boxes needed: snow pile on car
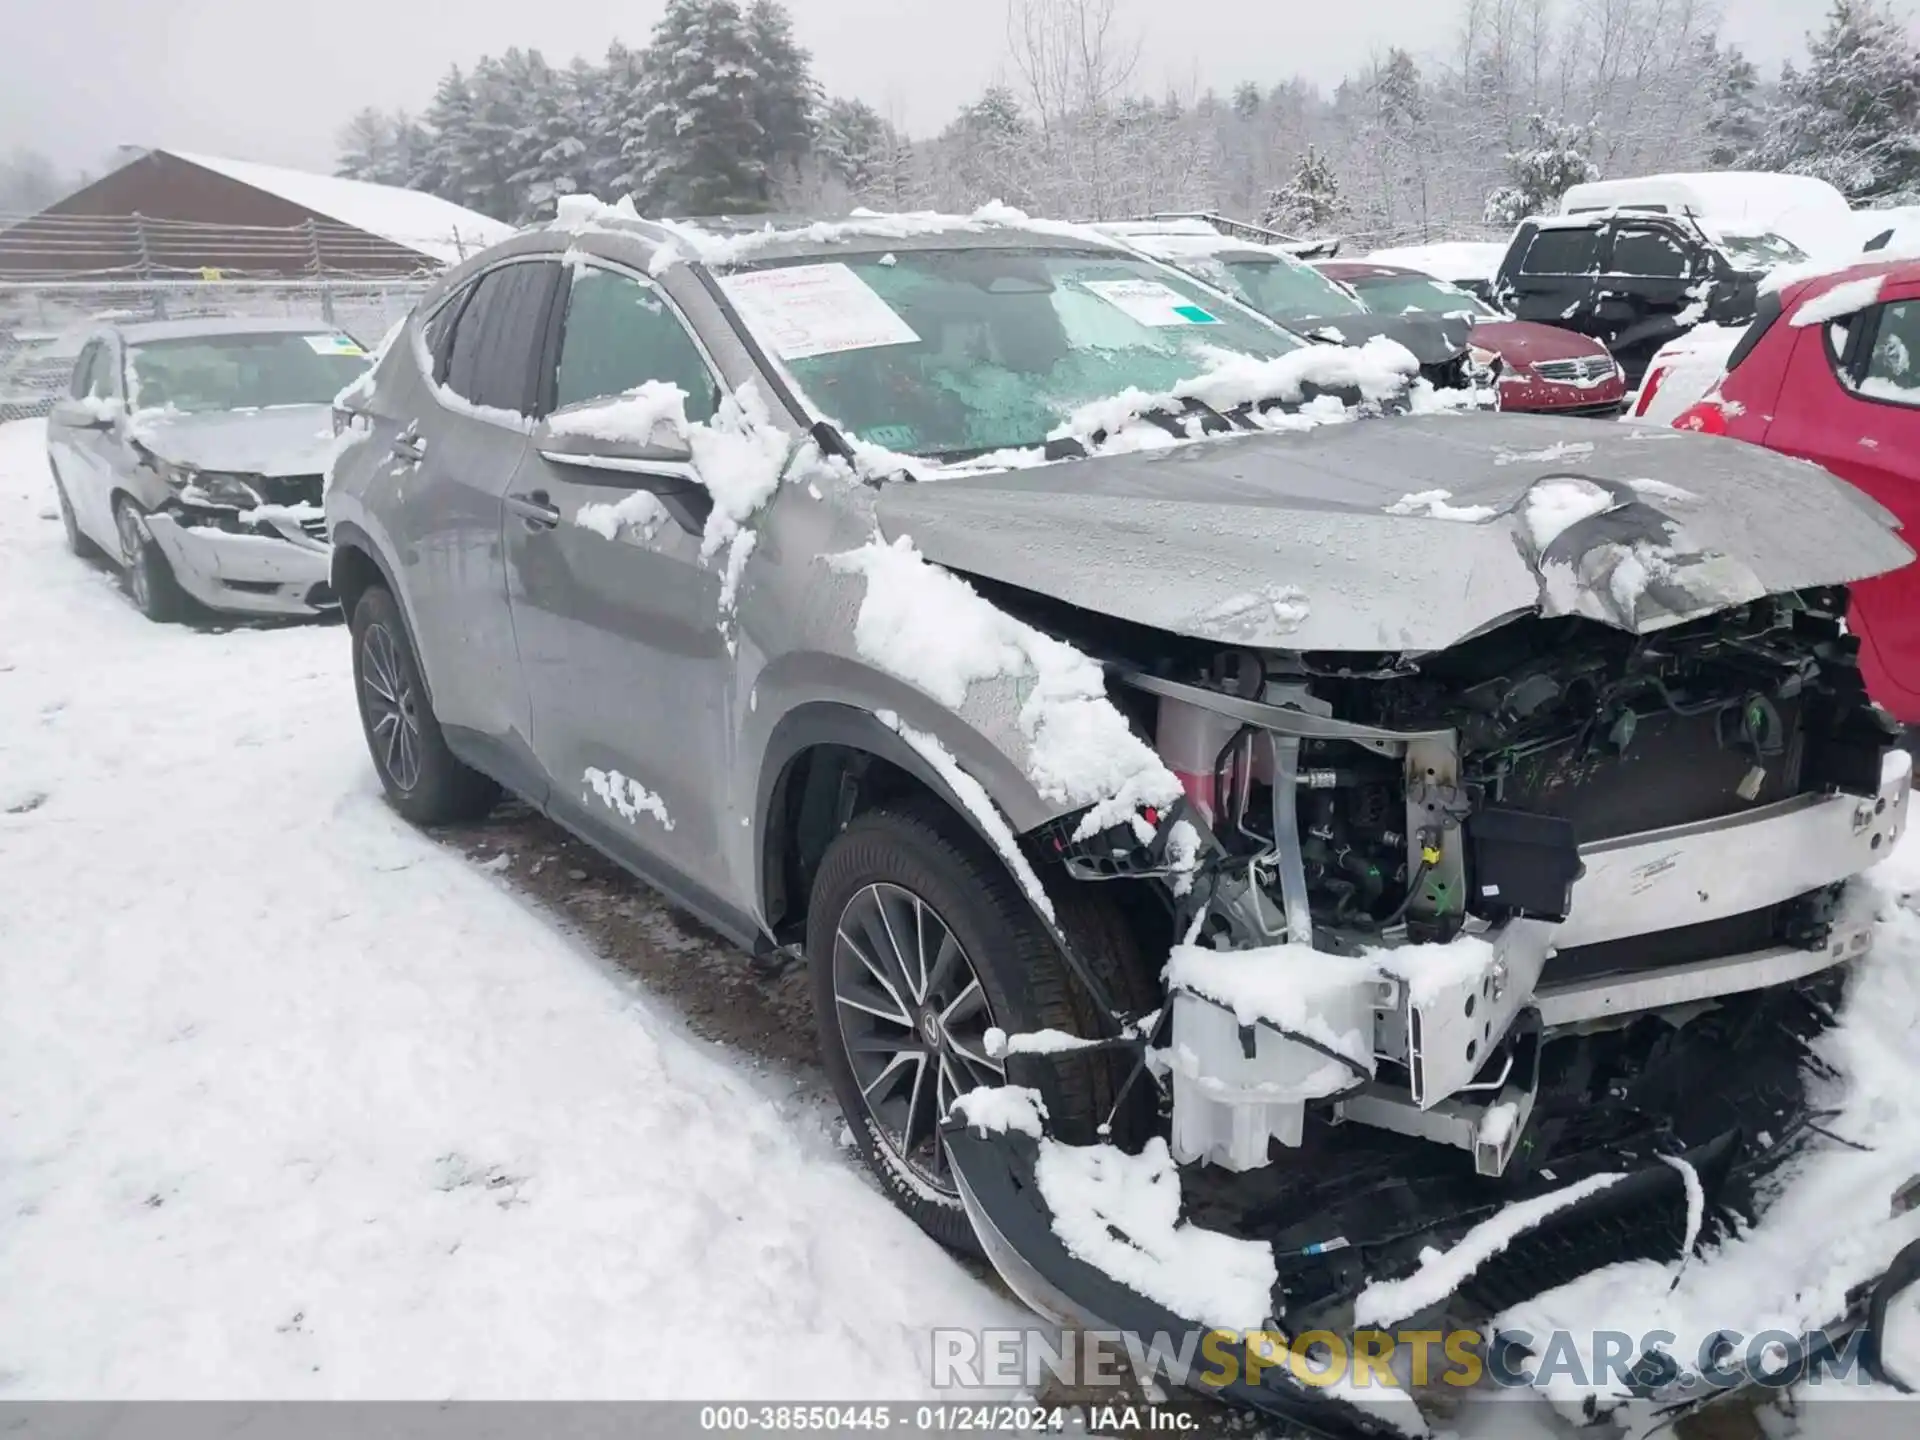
[831,535,1185,850]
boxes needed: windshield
[1347,274,1495,319]
[127,332,370,414]
[724,248,1301,460]
[1716,232,1806,272]
[1185,255,1368,325]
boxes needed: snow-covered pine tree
[1483,114,1599,227]
[1263,146,1342,233]
[629,0,773,216]
[1704,44,1765,168]
[586,41,646,199]
[1754,0,1920,203]
[745,0,819,202]
[416,68,492,213]
[335,110,395,183]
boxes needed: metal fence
[1,276,432,424]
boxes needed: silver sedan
[44,316,371,621]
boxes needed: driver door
[504,262,744,916]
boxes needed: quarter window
[552,269,720,422]
[1519,228,1603,276]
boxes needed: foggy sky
[0,0,1845,179]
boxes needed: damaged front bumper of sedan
[938,577,1916,1436]
[145,499,335,617]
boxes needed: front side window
[1520,228,1603,276]
[1858,301,1920,407]
[1606,227,1692,279]
[552,269,719,422]
[1348,275,1495,318]
[723,248,1302,462]
[127,333,368,414]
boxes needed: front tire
[114,498,185,623]
[807,800,1148,1254]
[349,585,499,825]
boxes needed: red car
[1672,257,1920,721]
[1317,261,1629,416]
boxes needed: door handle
[507,489,561,529]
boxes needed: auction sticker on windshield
[304,335,366,356]
[720,263,921,360]
[1080,278,1220,327]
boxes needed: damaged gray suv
[329,205,1918,1431]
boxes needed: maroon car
[1318,260,1629,417]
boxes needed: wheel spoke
[836,926,912,1024]
[837,991,914,1027]
[383,714,405,777]
[945,1029,1004,1084]
[845,1031,921,1056]
[861,1049,920,1103]
[923,928,965,1008]
[902,1049,936,1156]
[940,976,987,1027]
[874,888,924,1005]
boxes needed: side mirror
[54,398,121,431]
[533,412,694,473]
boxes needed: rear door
[396,257,561,790]
[1594,220,1707,377]
[503,261,742,909]
[1499,223,1603,340]
[1763,283,1920,717]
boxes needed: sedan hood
[876,414,1912,654]
[129,405,335,476]
[1295,311,1469,368]
[1469,319,1611,366]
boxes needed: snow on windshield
[721,247,1303,462]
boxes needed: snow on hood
[875,412,1913,653]
[126,404,336,476]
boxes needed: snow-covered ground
[0,417,1020,1398]
[6,406,1920,1432]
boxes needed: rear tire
[114,498,185,623]
[349,585,499,825]
[807,799,1153,1254]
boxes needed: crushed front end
[944,587,1913,1433]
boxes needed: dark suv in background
[1494,213,1805,384]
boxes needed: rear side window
[1607,226,1692,278]
[443,261,561,415]
[1520,228,1602,275]
[1857,301,1920,407]
[552,269,720,422]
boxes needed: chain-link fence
[0,276,432,424]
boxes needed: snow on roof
[1363,242,1510,282]
[1559,172,1858,260]
[163,151,513,264]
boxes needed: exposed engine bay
[1034,586,1906,1195]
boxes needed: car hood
[128,405,336,476]
[1293,311,1469,368]
[1468,319,1611,366]
[875,413,1912,654]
